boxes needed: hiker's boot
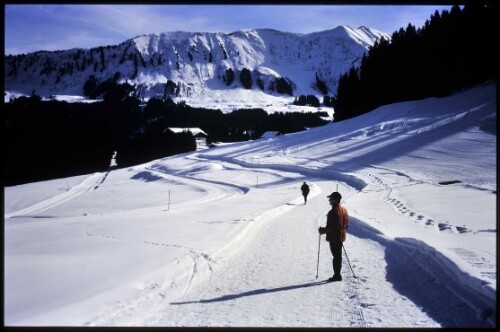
[327,274,342,282]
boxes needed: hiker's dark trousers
[329,241,343,276]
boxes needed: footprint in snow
[455,226,471,233]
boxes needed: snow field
[4,83,496,327]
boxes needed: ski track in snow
[5,172,109,219]
[75,153,494,327]
[80,168,446,327]
[353,167,471,234]
[5,164,245,230]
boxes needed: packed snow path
[5,155,494,327]
[80,175,488,327]
[151,181,443,328]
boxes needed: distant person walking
[301,181,310,204]
[318,191,349,282]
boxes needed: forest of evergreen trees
[334,1,495,121]
[5,86,329,185]
[5,95,114,185]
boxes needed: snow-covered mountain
[4,26,389,103]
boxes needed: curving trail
[84,175,480,327]
[82,156,490,327]
[5,162,246,229]
[4,152,494,327]
[5,172,109,219]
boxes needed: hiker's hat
[327,192,342,201]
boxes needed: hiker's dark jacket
[301,184,310,195]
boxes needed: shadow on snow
[170,216,494,328]
[348,217,495,328]
[170,280,328,305]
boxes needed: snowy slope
[4,26,389,105]
[4,82,496,327]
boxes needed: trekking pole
[315,233,321,279]
[342,244,357,278]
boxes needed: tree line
[139,97,329,143]
[334,1,495,121]
[5,86,329,186]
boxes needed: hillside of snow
[4,26,389,106]
[4,82,496,327]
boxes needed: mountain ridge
[4,25,390,103]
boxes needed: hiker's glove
[318,227,326,234]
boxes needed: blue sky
[5,4,452,55]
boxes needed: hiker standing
[318,191,349,281]
[300,181,310,204]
